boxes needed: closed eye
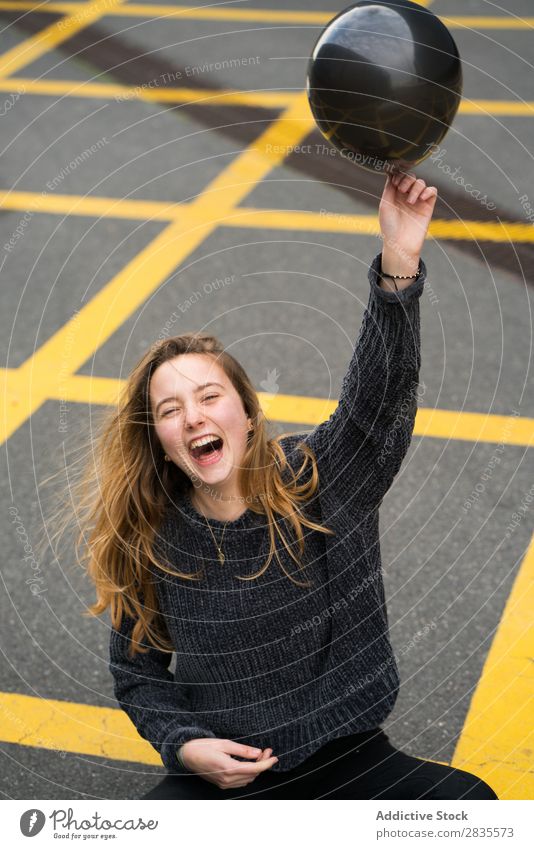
[161,395,217,416]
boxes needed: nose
[184,401,206,430]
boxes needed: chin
[189,465,231,486]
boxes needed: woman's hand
[180,737,278,790]
[378,171,438,276]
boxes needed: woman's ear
[247,417,256,438]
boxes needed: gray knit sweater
[109,250,426,774]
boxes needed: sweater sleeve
[109,604,217,773]
[300,250,425,517]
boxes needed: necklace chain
[191,493,230,564]
[204,516,229,565]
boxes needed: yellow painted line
[0,688,444,767]
[171,99,313,208]
[452,532,534,800]
[442,16,534,30]
[0,188,181,221]
[0,691,161,765]
[459,100,534,117]
[0,1,437,25]
[49,376,339,422]
[223,209,534,244]
[1,94,314,444]
[414,406,534,447]
[0,77,297,109]
[0,196,211,439]
[0,0,331,22]
[0,0,129,80]
[2,76,534,118]
[19,372,532,449]
[0,214,210,439]
[4,3,532,29]
[2,191,534,245]
[47,373,126,406]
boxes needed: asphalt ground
[0,0,533,801]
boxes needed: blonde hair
[44,333,334,657]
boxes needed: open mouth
[189,436,224,465]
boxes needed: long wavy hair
[44,332,335,658]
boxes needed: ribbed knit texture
[109,250,426,774]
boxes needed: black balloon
[307,0,462,173]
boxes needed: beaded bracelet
[380,262,421,291]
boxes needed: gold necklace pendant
[193,492,229,566]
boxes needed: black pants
[142,728,498,800]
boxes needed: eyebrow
[155,382,225,414]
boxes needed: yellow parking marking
[0,689,446,767]
[1,77,533,117]
[3,2,532,29]
[223,209,534,244]
[0,369,530,449]
[1,94,314,445]
[443,16,534,30]
[0,1,436,27]
[0,78,297,109]
[45,378,534,448]
[0,207,217,443]
[2,190,534,244]
[414,407,533,447]
[460,100,534,117]
[46,373,125,406]
[0,691,161,765]
[0,0,332,23]
[452,532,534,800]
[0,0,129,79]
[0,188,181,222]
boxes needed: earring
[164,454,170,461]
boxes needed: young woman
[74,172,498,800]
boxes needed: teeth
[189,434,221,451]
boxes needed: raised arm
[109,605,216,773]
[300,253,424,513]
[300,172,437,518]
